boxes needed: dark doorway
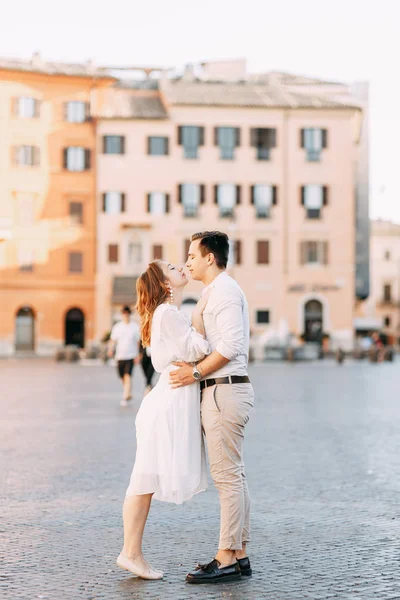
[304,299,323,342]
[15,307,35,351]
[65,308,85,347]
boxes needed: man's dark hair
[191,231,229,268]
[122,305,132,314]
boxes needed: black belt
[200,375,250,391]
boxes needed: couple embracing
[116,231,255,584]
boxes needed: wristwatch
[192,365,202,380]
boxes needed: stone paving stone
[2,358,400,599]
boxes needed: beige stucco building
[94,61,364,351]
[355,220,400,343]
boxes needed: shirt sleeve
[212,289,245,360]
[161,307,211,362]
[110,324,118,342]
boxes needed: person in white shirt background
[108,306,141,407]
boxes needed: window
[65,101,89,123]
[69,252,83,273]
[103,135,125,155]
[301,185,328,219]
[385,250,391,261]
[178,184,204,217]
[15,97,40,118]
[147,192,169,215]
[215,184,240,218]
[384,316,391,327]
[148,136,169,156]
[153,245,163,260]
[228,240,242,266]
[184,239,191,261]
[63,147,90,171]
[251,185,277,218]
[215,127,240,160]
[127,243,142,265]
[178,126,204,159]
[256,310,270,324]
[102,192,125,213]
[383,284,392,303]
[18,249,34,272]
[257,241,270,265]
[301,128,328,161]
[69,202,83,225]
[108,244,119,263]
[300,241,329,265]
[250,128,276,160]
[14,146,40,167]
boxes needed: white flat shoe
[116,553,164,580]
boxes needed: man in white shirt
[108,306,141,407]
[170,231,255,584]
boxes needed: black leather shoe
[186,559,241,584]
[238,557,252,577]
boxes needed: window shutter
[34,100,40,118]
[85,102,91,121]
[236,185,241,205]
[250,185,255,205]
[257,241,269,264]
[108,244,119,263]
[63,148,68,169]
[63,102,69,121]
[268,128,277,148]
[102,193,107,212]
[300,242,305,265]
[322,241,329,265]
[184,239,191,260]
[235,240,242,265]
[120,137,125,154]
[300,129,305,148]
[12,97,19,116]
[153,245,163,260]
[165,194,170,213]
[69,252,83,273]
[214,185,219,204]
[178,184,182,204]
[323,186,328,206]
[146,194,151,213]
[235,128,241,147]
[322,129,328,148]
[102,136,107,154]
[70,202,83,224]
[165,137,169,155]
[199,127,205,146]
[33,147,40,166]
[147,137,151,155]
[250,128,257,147]
[84,149,91,170]
[272,186,278,206]
[178,126,182,145]
[200,185,205,204]
[121,193,126,212]
[301,186,305,205]
[214,127,219,146]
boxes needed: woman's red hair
[135,261,169,347]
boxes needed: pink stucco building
[93,60,365,351]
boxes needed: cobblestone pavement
[2,358,400,600]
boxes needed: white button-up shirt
[201,271,250,378]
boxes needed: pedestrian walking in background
[108,306,141,407]
[139,340,155,396]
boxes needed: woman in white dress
[116,260,211,580]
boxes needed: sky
[1,0,399,222]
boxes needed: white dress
[126,303,210,505]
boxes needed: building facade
[0,56,112,355]
[355,220,400,343]
[94,63,363,350]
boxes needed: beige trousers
[201,382,254,550]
